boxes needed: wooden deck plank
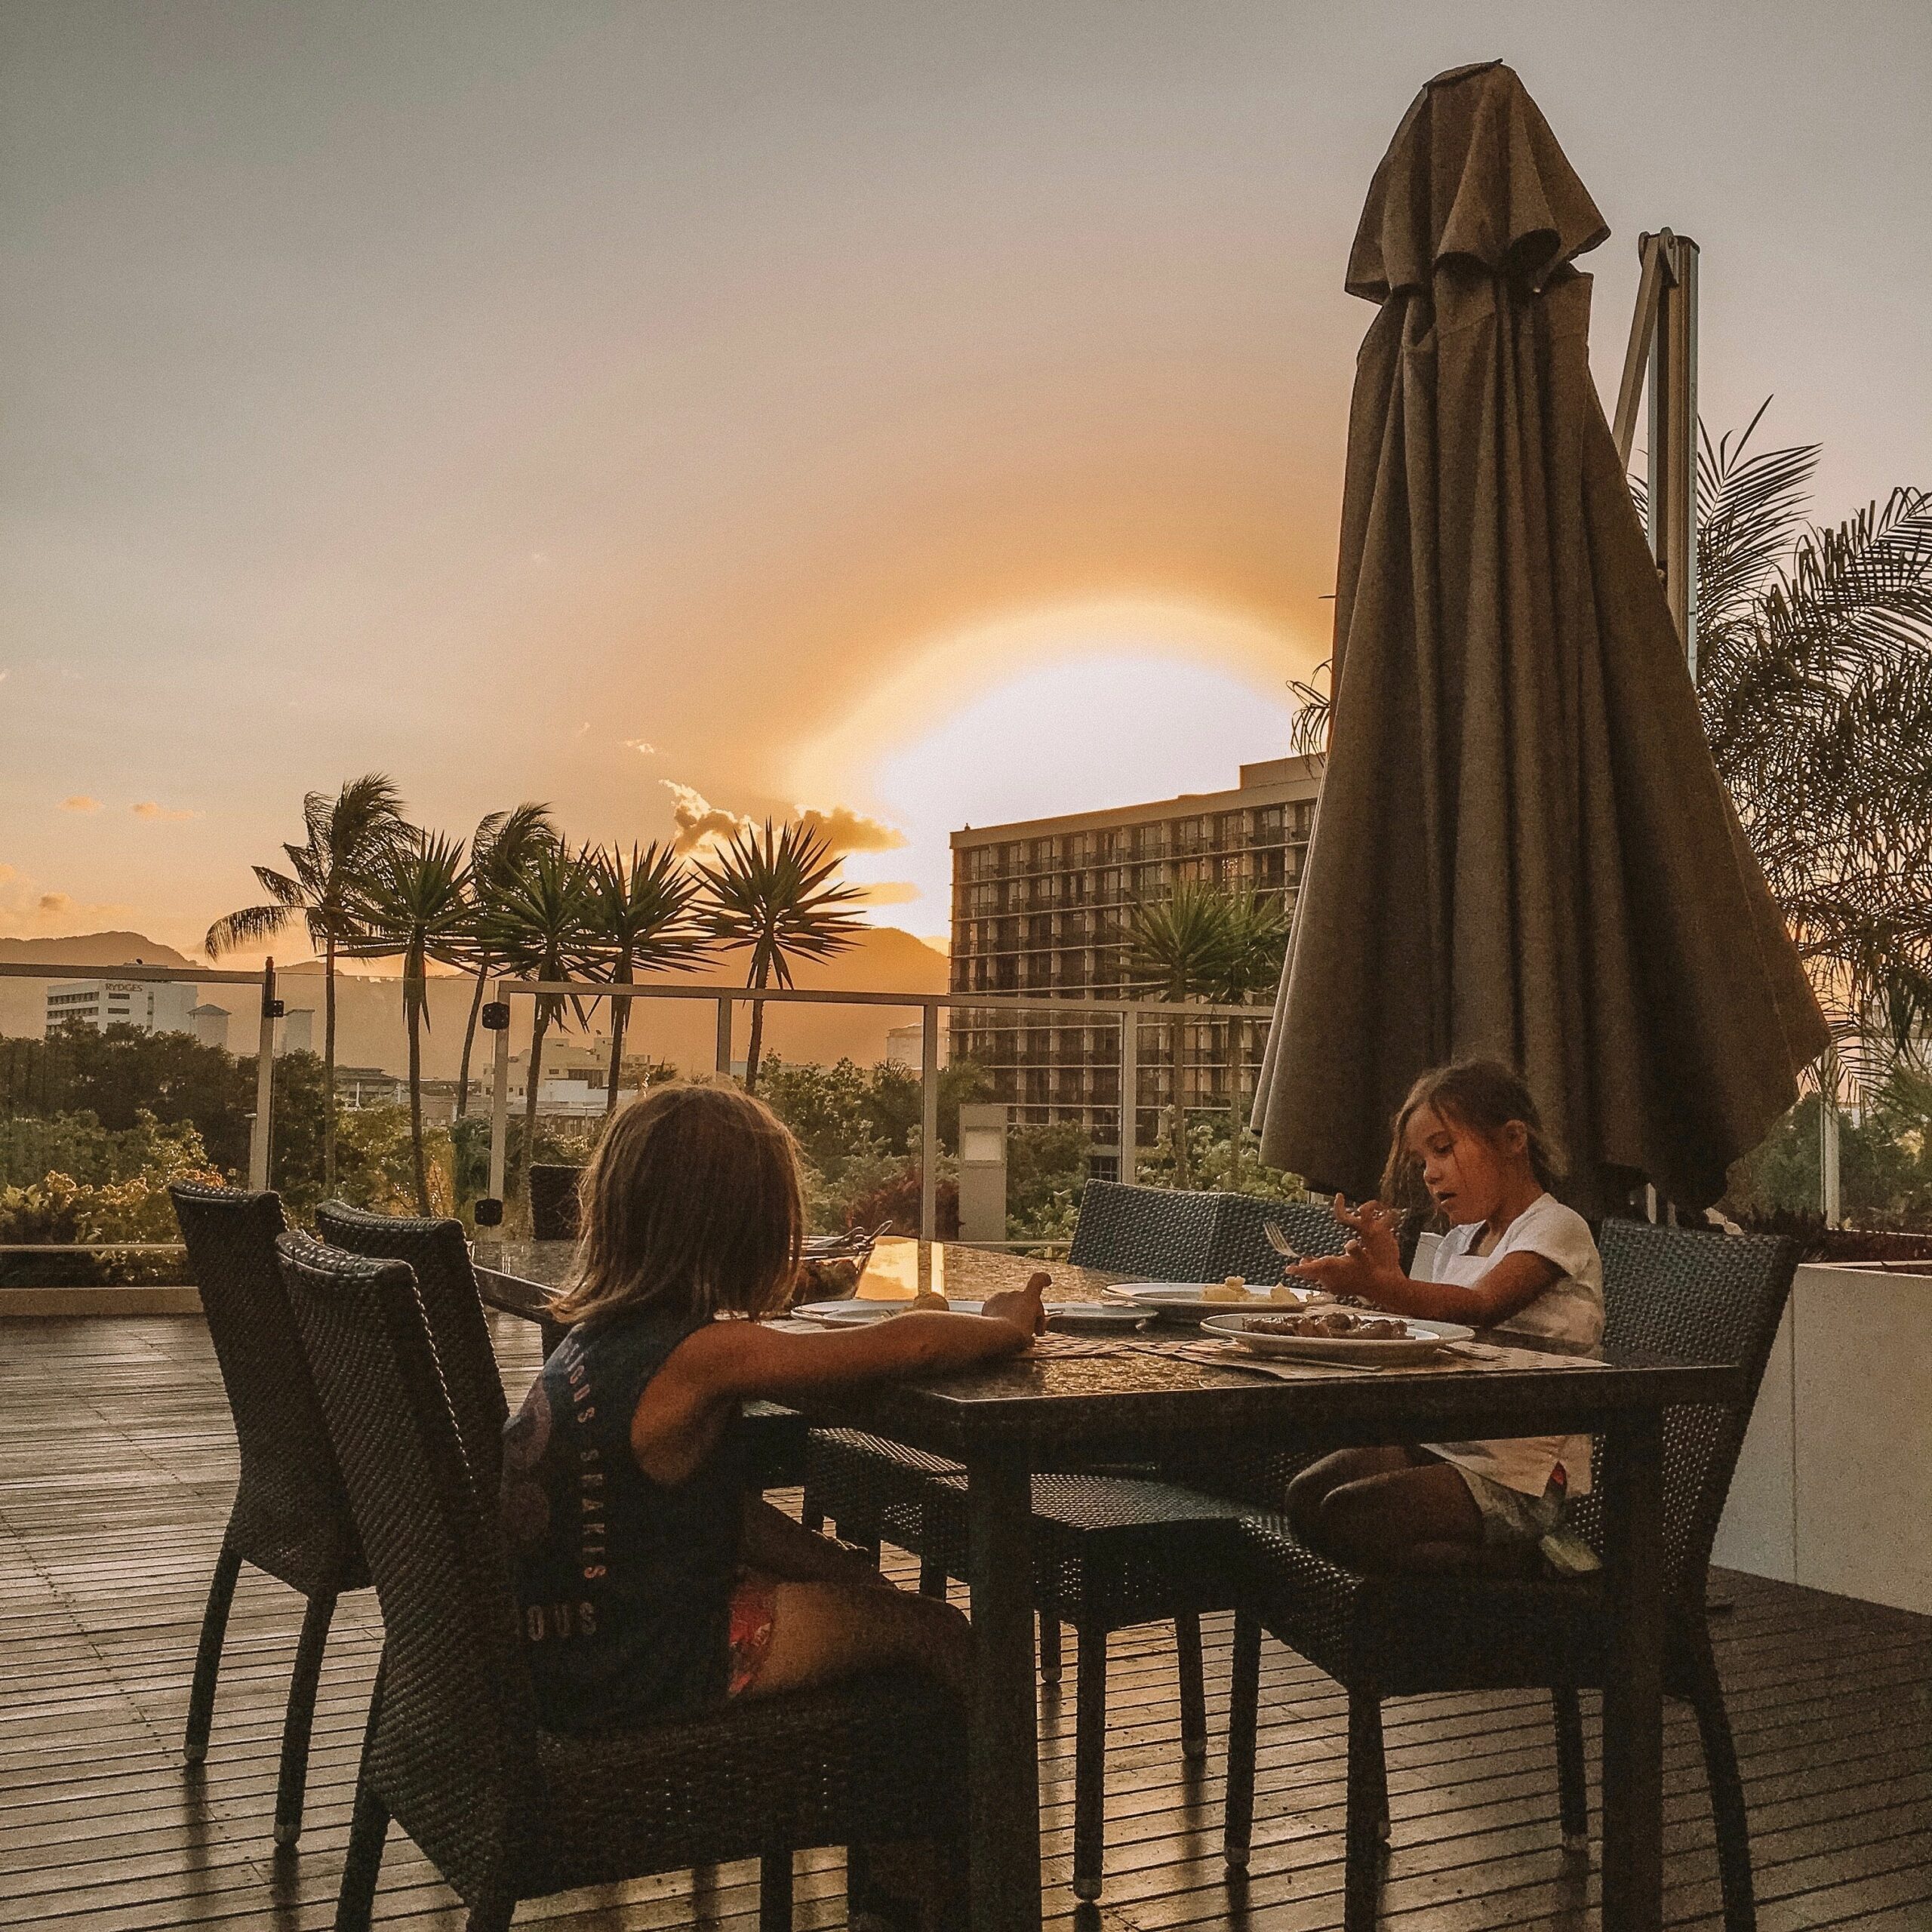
[0,1315,1926,1930]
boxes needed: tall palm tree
[695,819,864,1092]
[205,775,409,1192]
[453,803,558,1118]
[477,842,601,1204]
[584,843,711,1114]
[1210,891,1292,1183]
[1127,884,1236,1188]
[341,832,473,1213]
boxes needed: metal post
[1118,1006,1139,1184]
[485,998,511,1217]
[248,959,278,1190]
[1821,1087,1842,1231]
[715,996,734,1078]
[920,1002,941,1242]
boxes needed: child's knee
[1312,1481,1389,1568]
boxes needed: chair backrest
[1068,1179,1220,1278]
[527,1163,583,1242]
[275,1232,540,1890]
[314,1201,510,1494]
[1208,1193,1354,1285]
[169,1181,359,1586]
[1574,1219,1798,1602]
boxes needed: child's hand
[980,1272,1049,1337]
[1331,1194,1403,1273]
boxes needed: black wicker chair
[168,1181,369,1847]
[526,1162,582,1241]
[313,1202,509,1492]
[274,1232,968,1932]
[1218,1220,1799,1932]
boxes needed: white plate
[792,1298,983,1325]
[1200,1312,1473,1364]
[1103,1281,1327,1321]
[1046,1302,1152,1333]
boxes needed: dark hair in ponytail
[1380,1058,1565,1208]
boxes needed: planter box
[1715,1262,1932,1616]
[0,1284,203,1316]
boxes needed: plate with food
[1045,1302,1152,1334]
[1199,1309,1473,1364]
[1101,1278,1329,1322]
[792,1295,983,1326]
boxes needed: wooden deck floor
[2,1315,1928,1932]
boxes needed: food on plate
[1269,1281,1307,1303]
[1205,1275,1249,1301]
[908,1287,950,1311]
[1246,1309,1411,1340]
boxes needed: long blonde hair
[1380,1058,1565,1208]
[547,1083,803,1327]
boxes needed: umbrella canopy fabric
[1254,60,1827,1217]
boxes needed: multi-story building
[949,754,1322,1164]
[45,979,201,1038]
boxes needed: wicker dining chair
[526,1162,583,1241]
[168,1181,368,1847]
[274,1232,968,1932]
[313,1201,509,1492]
[1218,1220,1799,1932]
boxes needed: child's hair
[547,1083,803,1327]
[1380,1058,1565,1207]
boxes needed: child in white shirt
[1285,1058,1604,1575]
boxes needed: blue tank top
[500,1303,747,1732]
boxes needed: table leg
[966,1444,1041,1932]
[1600,1410,1664,1931]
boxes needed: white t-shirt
[1421,1192,1604,1497]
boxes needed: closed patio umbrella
[1253,60,1827,1217]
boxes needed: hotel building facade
[948,755,1322,1166]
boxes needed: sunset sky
[4,2,1928,957]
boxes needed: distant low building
[884,1020,948,1072]
[189,1003,231,1051]
[500,1039,639,1118]
[278,1008,315,1056]
[45,978,201,1038]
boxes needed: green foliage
[1136,1115,1309,1201]
[1726,1084,1932,1231]
[1004,1122,1091,1238]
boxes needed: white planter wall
[1714,1263,1932,1616]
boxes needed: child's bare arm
[633,1278,1047,1484]
[1290,1249,1561,1327]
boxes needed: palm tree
[694,819,864,1092]
[584,843,711,1114]
[1210,891,1292,1183]
[1127,884,1236,1188]
[476,842,601,1204]
[341,832,473,1213]
[205,775,410,1192]
[452,804,558,1119]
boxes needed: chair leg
[183,1541,242,1765]
[1552,1686,1589,1852]
[274,1589,337,1847]
[334,1776,390,1932]
[918,1556,948,1598]
[1175,1613,1208,1762]
[1072,1623,1108,1902]
[1039,1614,1063,1685]
[759,1849,793,1932]
[463,1900,514,1932]
[1222,1611,1261,1872]
[800,1491,824,1532]
[1344,1686,1386,1932]
[1687,1635,1757,1932]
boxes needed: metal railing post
[1119,1005,1139,1184]
[920,1001,940,1241]
[248,959,278,1190]
[485,995,511,1218]
[715,996,734,1078]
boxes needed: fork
[1263,1223,1304,1264]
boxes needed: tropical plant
[1126,883,1238,1188]
[584,842,710,1114]
[340,830,474,1213]
[204,775,410,1191]
[1208,891,1292,1181]
[453,803,558,1118]
[475,841,601,1204]
[694,819,865,1092]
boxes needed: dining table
[473,1235,1737,1932]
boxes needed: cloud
[851,879,922,906]
[0,863,128,937]
[62,795,102,814]
[131,801,203,821]
[797,805,906,855]
[624,738,657,756]
[661,780,751,856]
[37,893,72,914]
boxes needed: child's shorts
[725,1569,779,1697]
[1448,1465,1567,1547]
